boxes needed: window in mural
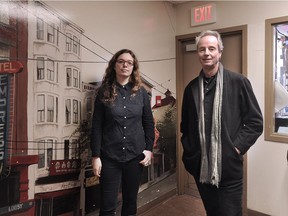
[64,140,69,160]
[73,69,79,88]
[47,59,55,81]
[47,95,54,122]
[66,68,72,86]
[38,139,55,169]
[37,94,45,122]
[38,140,45,168]
[36,18,44,40]
[47,23,55,43]
[66,33,72,51]
[66,99,71,124]
[73,99,79,124]
[46,139,53,167]
[56,97,59,123]
[66,67,80,88]
[73,35,79,54]
[37,57,45,80]
[265,16,288,143]
[0,44,9,60]
[0,3,9,24]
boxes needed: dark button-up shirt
[203,75,217,153]
[90,83,155,162]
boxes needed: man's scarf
[198,63,223,187]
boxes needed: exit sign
[191,3,216,27]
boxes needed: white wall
[43,1,288,215]
[176,1,288,215]
[45,0,177,106]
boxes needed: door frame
[175,25,248,214]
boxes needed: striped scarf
[198,63,223,187]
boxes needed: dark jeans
[195,178,243,216]
[99,154,144,216]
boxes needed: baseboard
[247,209,271,216]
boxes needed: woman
[90,49,155,216]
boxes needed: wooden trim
[176,38,185,195]
[247,209,271,216]
[264,16,288,143]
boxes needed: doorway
[176,25,248,215]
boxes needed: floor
[86,172,180,216]
[136,172,205,216]
[138,194,271,216]
[86,172,268,216]
[86,193,206,216]
[138,194,206,216]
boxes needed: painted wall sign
[191,3,216,27]
[0,74,9,178]
[155,95,162,106]
[0,61,23,74]
[49,159,81,176]
[0,201,34,215]
[35,180,80,193]
[0,61,23,179]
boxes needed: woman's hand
[92,157,102,177]
[140,150,153,167]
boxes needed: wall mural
[0,1,176,215]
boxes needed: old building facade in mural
[152,89,176,178]
[0,1,95,215]
[29,1,84,214]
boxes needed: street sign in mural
[0,61,23,178]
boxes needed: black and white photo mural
[0,1,176,215]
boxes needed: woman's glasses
[116,59,134,67]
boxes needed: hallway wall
[175,1,288,216]
[45,1,177,106]
[42,1,288,215]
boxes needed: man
[180,30,263,216]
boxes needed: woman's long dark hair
[97,49,142,104]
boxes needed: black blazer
[180,69,263,184]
